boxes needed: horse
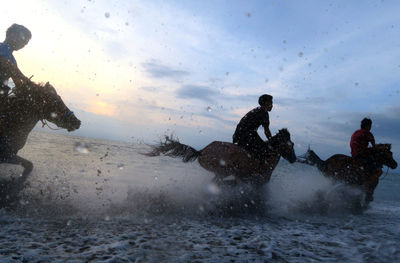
[146,128,296,185]
[303,144,397,203]
[0,81,81,198]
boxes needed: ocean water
[0,131,399,262]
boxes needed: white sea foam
[0,131,399,262]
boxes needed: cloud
[140,86,162,92]
[175,85,219,103]
[371,106,400,141]
[142,61,189,79]
[104,41,129,60]
[276,96,330,108]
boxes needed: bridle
[36,88,74,130]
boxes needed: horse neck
[6,96,41,132]
[264,146,281,170]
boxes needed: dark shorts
[233,131,267,161]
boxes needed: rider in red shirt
[350,118,375,157]
[350,118,377,202]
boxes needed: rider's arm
[263,125,272,140]
[370,133,376,147]
[0,56,30,88]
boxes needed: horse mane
[14,81,57,97]
[269,128,290,147]
[278,128,290,140]
[375,144,391,151]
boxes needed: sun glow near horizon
[0,0,399,164]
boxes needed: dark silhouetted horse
[147,129,296,185]
[0,82,81,199]
[303,144,397,203]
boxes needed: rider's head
[5,24,31,51]
[259,94,273,111]
[361,118,372,130]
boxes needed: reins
[40,119,61,130]
[381,166,390,180]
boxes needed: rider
[350,118,377,173]
[0,24,32,98]
[233,94,273,162]
[350,118,375,158]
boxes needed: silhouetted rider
[0,24,32,98]
[233,94,273,162]
[350,117,377,172]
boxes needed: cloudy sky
[1,0,399,166]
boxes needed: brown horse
[303,144,397,203]
[0,81,81,196]
[147,129,296,185]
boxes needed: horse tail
[145,136,201,162]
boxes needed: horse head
[373,144,397,169]
[270,128,296,163]
[32,82,81,132]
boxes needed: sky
[1,0,400,168]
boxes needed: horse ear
[279,128,290,140]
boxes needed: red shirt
[350,129,375,157]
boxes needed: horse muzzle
[389,160,398,169]
[67,118,81,132]
[286,150,297,163]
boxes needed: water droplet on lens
[206,183,221,195]
[74,142,89,154]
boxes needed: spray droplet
[104,12,110,18]
[67,220,72,226]
[74,142,89,154]
[51,112,57,118]
[117,163,125,170]
[206,183,221,195]
[206,106,212,112]
[105,215,111,221]
[219,160,226,166]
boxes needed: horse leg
[363,170,382,203]
[6,155,33,191]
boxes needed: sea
[0,131,399,263]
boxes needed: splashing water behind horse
[147,129,296,185]
[0,81,81,202]
[302,144,397,204]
